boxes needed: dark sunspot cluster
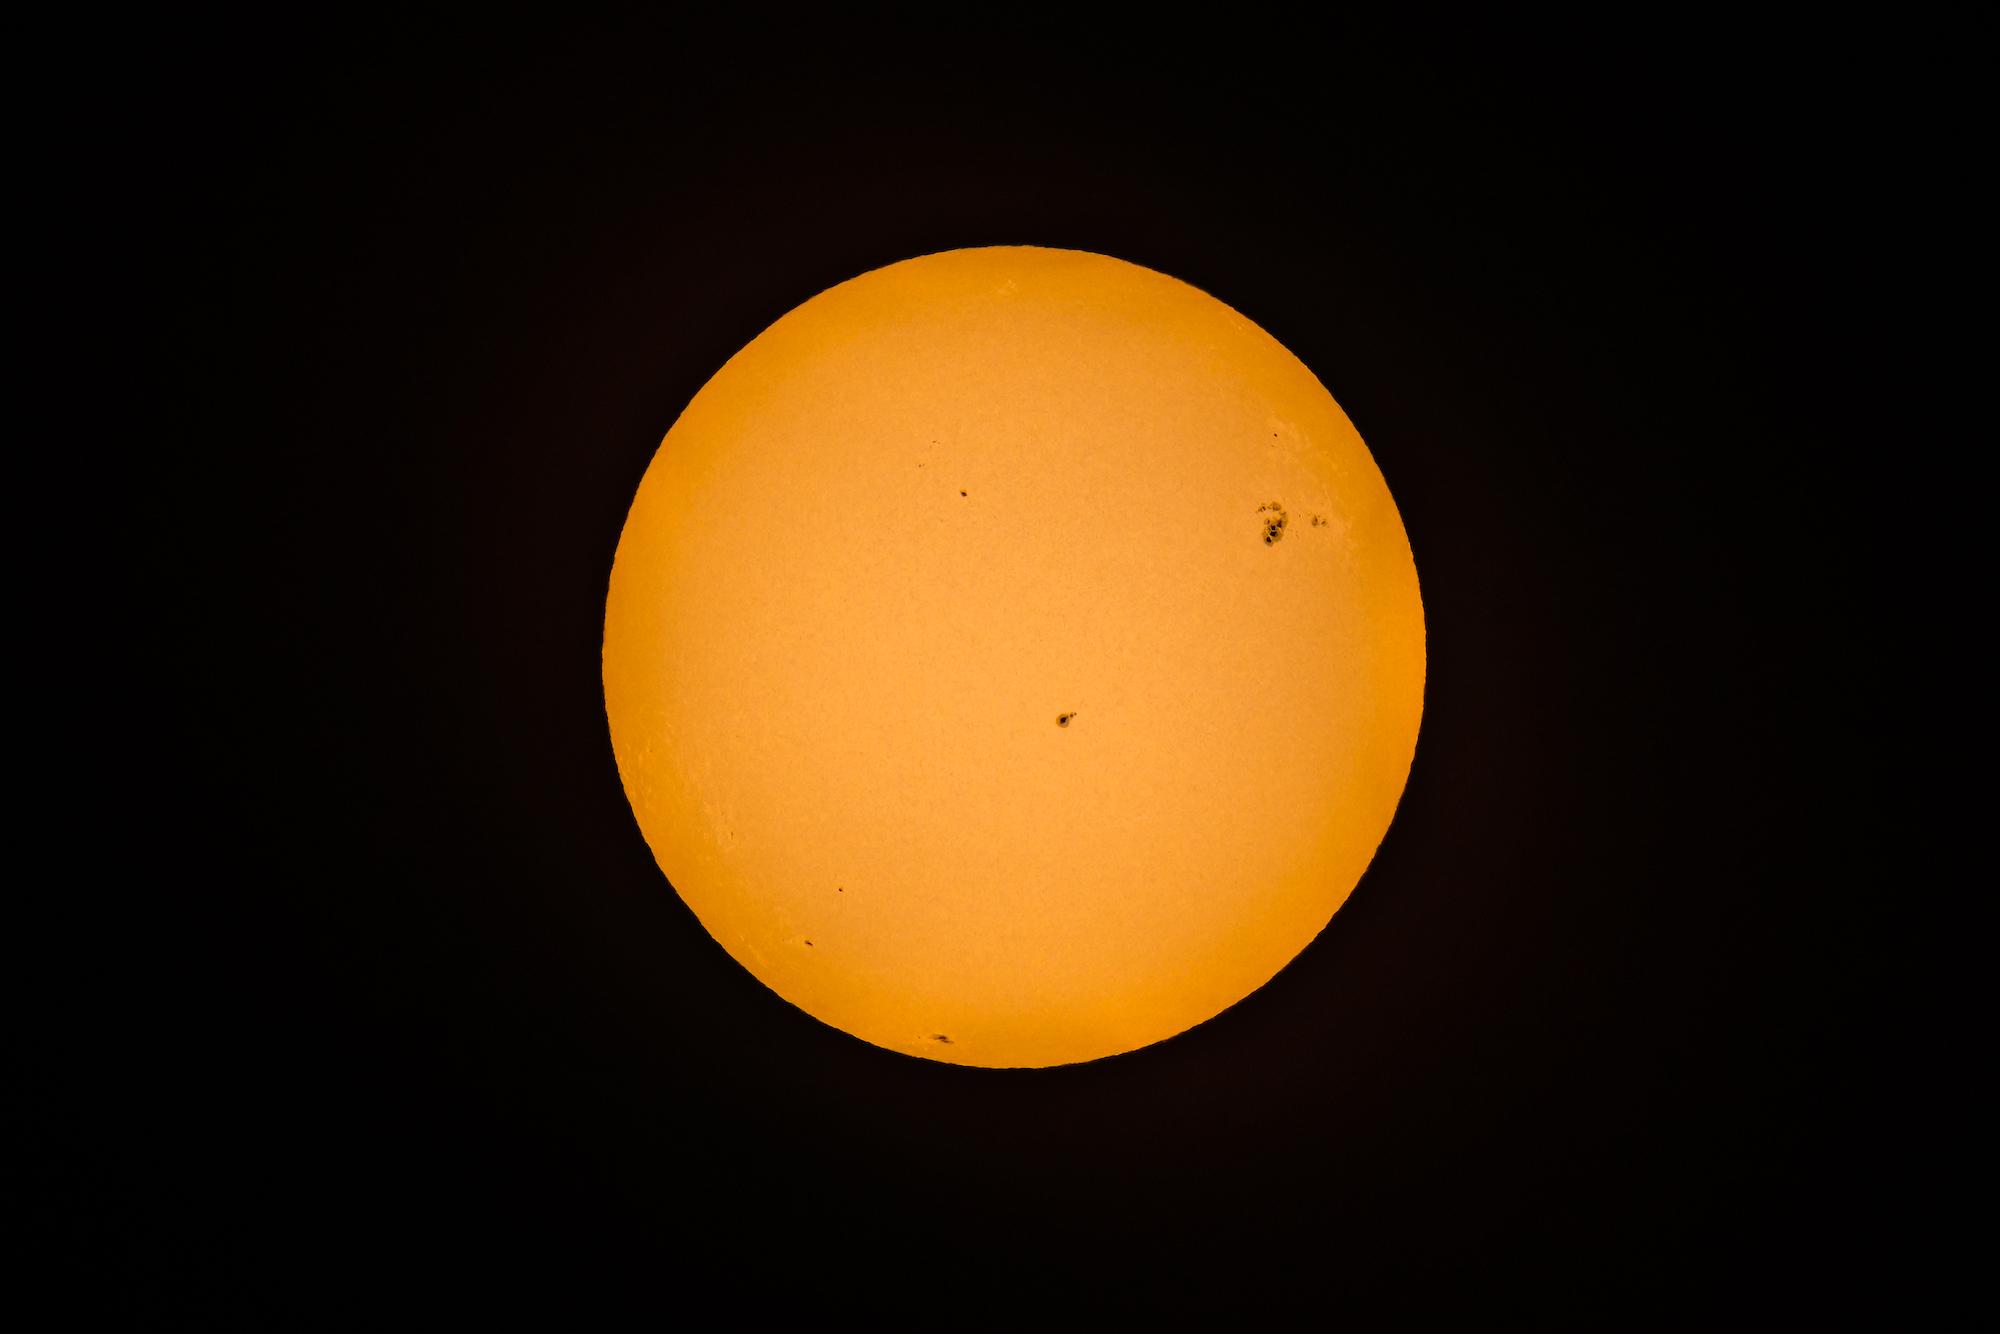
[1258,501,1288,545]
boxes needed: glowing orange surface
[603,247,1424,1067]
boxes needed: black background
[48,13,1899,1323]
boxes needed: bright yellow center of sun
[603,246,1424,1068]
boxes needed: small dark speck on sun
[960,490,968,496]
[1057,712,1077,727]
[931,1034,953,1044]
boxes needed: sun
[603,246,1424,1068]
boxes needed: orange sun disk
[603,246,1424,1068]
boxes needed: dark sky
[44,14,1901,1323]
